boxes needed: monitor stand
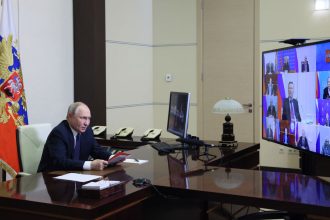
[300,151,330,177]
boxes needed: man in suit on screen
[267,99,277,118]
[282,82,301,122]
[323,77,330,99]
[266,78,276,96]
[297,129,309,150]
[301,56,309,72]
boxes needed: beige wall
[106,0,197,138]
[260,0,330,168]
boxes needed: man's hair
[67,102,86,117]
[288,81,294,86]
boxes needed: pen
[134,158,139,162]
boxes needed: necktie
[74,134,80,160]
[290,100,295,121]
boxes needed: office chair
[0,159,18,181]
[16,123,52,174]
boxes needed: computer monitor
[167,91,191,139]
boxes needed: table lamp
[213,97,244,147]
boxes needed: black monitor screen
[262,39,330,158]
[167,91,191,139]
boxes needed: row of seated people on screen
[266,126,330,156]
[266,80,330,122]
[265,56,310,74]
[265,76,330,99]
[264,81,301,121]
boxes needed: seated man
[297,129,309,150]
[38,102,117,172]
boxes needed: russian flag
[0,0,28,172]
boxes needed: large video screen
[262,39,330,157]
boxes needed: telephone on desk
[141,128,162,141]
[112,127,134,139]
[92,126,106,136]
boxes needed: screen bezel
[166,91,191,139]
[262,39,330,158]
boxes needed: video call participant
[282,82,301,122]
[297,129,309,150]
[266,123,273,140]
[38,102,118,172]
[267,99,277,118]
[323,77,330,99]
[266,78,275,96]
[325,112,330,127]
[283,128,288,144]
[301,56,309,72]
[266,62,275,74]
[321,139,330,156]
[282,56,290,72]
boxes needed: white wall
[105,0,197,137]
[260,0,330,168]
[105,0,153,136]
[1,0,74,127]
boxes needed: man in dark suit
[266,78,275,96]
[301,56,309,72]
[267,99,277,118]
[282,82,301,122]
[323,77,330,99]
[282,56,290,72]
[38,102,116,172]
[297,129,309,150]
[266,62,275,74]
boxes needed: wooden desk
[1,144,329,219]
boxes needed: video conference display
[262,40,330,157]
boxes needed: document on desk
[82,180,121,190]
[124,158,148,165]
[54,173,102,182]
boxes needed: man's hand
[91,159,108,170]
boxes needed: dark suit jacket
[282,98,301,122]
[267,105,277,118]
[297,136,309,150]
[38,120,111,172]
[283,62,290,72]
[301,61,309,72]
[323,87,330,99]
[266,84,275,96]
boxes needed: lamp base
[218,140,238,149]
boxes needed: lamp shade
[315,0,329,10]
[213,98,244,114]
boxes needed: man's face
[327,78,330,88]
[68,105,91,133]
[288,83,294,98]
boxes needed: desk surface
[0,143,329,219]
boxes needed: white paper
[82,180,121,190]
[124,158,148,165]
[54,173,102,182]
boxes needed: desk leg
[200,200,208,220]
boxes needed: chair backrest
[16,123,52,174]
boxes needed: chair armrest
[16,172,31,177]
